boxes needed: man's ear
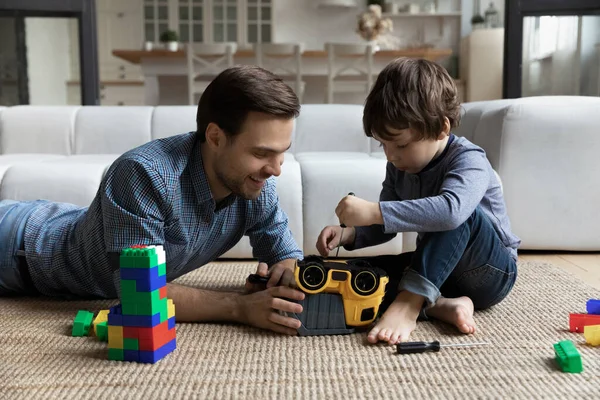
[205,122,223,148]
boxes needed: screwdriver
[396,341,490,354]
[335,192,354,258]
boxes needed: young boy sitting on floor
[316,57,521,345]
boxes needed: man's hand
[237,286,305,335]
[245,259,297,294]
[335,195,383,227]
[316,225,356,257]
[266,259,296,288]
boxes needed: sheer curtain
[522,16,581,96]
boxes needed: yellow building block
[584,324,600,346]
[168,298,175,319]
[93,310,109,336]
[108,325,124,349]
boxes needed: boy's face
[374,127,449,174]
[212,112,293,200]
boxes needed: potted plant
[160,30,179,51]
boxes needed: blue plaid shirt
[23,132,302,298]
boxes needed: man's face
[213,112,293,200]
[374,128,445,174]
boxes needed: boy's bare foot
[425,296,476,334]
[367,291,424,345]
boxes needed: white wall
[273,0,464,74]
[25,18,72,105]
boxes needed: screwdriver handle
[339,192,355,228]
[396,341,441,354]
[247,274,269,284]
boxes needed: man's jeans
[0,199,41,296]
[361,207,517,311]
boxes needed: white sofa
[0,96,599,257]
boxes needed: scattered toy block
[553,340,583,373]
[569,313,600,332]
[586,299,600,315]
[72,310,94,337]
[584,325,600,346]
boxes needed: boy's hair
[196,65,300,142]
[363,57,461,141]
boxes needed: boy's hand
[335,195,383,227]
[316,225,356,256]
[237,286,305,335]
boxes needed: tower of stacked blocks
[107,245,176,363]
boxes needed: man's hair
[363,57,461,141]
[196,65,300,142]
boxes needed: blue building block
[107,305,123,326]
[123,350,140,362]
[120,266,167,292]
[121,312,162,328]
[168,316,175,330]
[586,299,600,315]
[138,338,176,364]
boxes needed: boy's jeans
[0,199,41,296]
[361,206,517,311]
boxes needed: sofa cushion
[0,106,79,154]
[473,96,600,250]
[0,160,108,207]
[152,106,197,140]
[292,104,370,153]
[300,156,404,257]
[294,152,371,162]
[0,154,67,182]
[74,107,153,154]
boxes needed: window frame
[143,0,273,46]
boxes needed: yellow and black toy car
[292,255,389,335]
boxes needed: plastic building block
[553,340,583,373]
[72,310,94,337]
[93,310,109,339]
[96,321,109,342]
[584,324,600,346]
[138,338,176,364]
[586,299,600,315]
[569,313,600,332]
[107,245,176,363]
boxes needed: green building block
[72,310,94,337]
[158,262,166,277]
[108,348,124,361]
[554,340,583,373]
[119,248,160,269]
[96,321,108,342]
[123,338,139,351]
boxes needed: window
[213,0,238,42]
[247,0,271,44]
[144,0,273,45]
[179,0,204,42]
[530,16,559,60]
[144,0,169,43]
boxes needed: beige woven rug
[1,260,599,399]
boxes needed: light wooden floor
[519,252,600,290]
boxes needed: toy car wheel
[300,263,327,290]
[351,270,379,296]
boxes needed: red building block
[569,313,600,332]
